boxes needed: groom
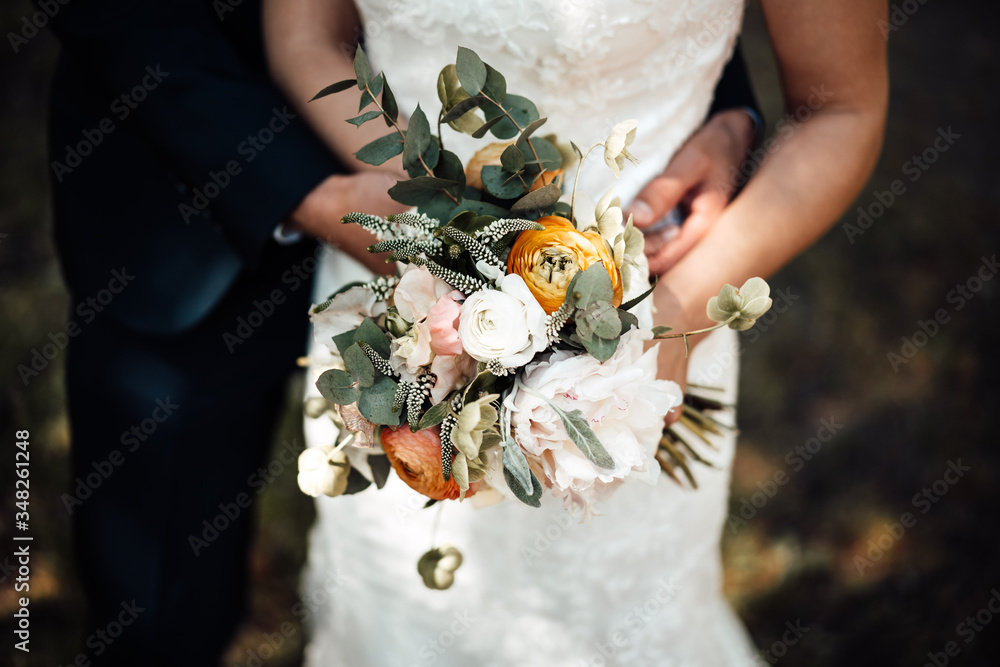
[40,0,761,664]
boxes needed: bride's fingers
[645,188,726,275]
[626,149,709,228]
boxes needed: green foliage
[358,375,401,426]
[355,133,404,166]
[316,369,360,405]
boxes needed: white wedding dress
[301,1,756,665]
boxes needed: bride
[264,0,887,664]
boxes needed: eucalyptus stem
[653,314,739,357]
[367,81,459,204]
[480,93,541,165]
[569,143,602,223]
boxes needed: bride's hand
[626,109,755,276]
[287,171,410,276]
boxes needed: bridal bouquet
[298,47,772,586]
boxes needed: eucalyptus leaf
[510,183,561,214]
[456,46,487,95]
[315,369,360,405]
[516,117,548,147]
[556,407,615,469]
[402,104,432,173]
[519,136,562,173]
[382,78,398,125]
[500,144,525,173]
[434,150,467,196]
[353,47,372,89]
[359,88,373,111]
[355,133,404,166]
[311,79,357,101]
[566,264,614,309]
[453,198,511,218]
[418,401,451,430]
[576,302,622,341]
[482,64,507,104]
[580,334,619,362]
[651,325,674,337]
[389,176,460,206]
[347,110,383,127]
[618,309,639,335]
[504,466,542,507]
[569,140,584,159]
[481,165,527,200]
[368,72,384,97]
[369,454,392,489]
[471,115,505,139]
[354,317,391,359]
[343,343,375,388]
[417,192,459,221]
[358,375,401,426]
[332,328,359,356]
[482,94,539,140]
[441,95,485,123]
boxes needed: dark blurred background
[2,1,998,665]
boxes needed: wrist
[288,174,349,237]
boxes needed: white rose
[504,329,681,509]
[297,446,350,497]
[458,274,548,368]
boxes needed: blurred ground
[1,1,999,666]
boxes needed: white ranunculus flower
[504,329,681,511]
[458,274,548,368]
[603,119,639,178]
[297,446,350,498]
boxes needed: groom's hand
[626,109,755,276]
[288,171,410,275]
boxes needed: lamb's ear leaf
[557,408,615,469]
[504,465,542,508]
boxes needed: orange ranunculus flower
[508,215,623,314]
[381,425,477,501]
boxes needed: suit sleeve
[39,0,341,265]
[708,41,764,142]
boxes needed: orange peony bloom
[507,216,623,314]
[381,425,477,501]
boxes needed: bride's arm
[657,0,888,332]
[655,0,887,417]
[263,0,405,175]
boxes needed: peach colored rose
[381,425,478,501]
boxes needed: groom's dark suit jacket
[46,0,340,334]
